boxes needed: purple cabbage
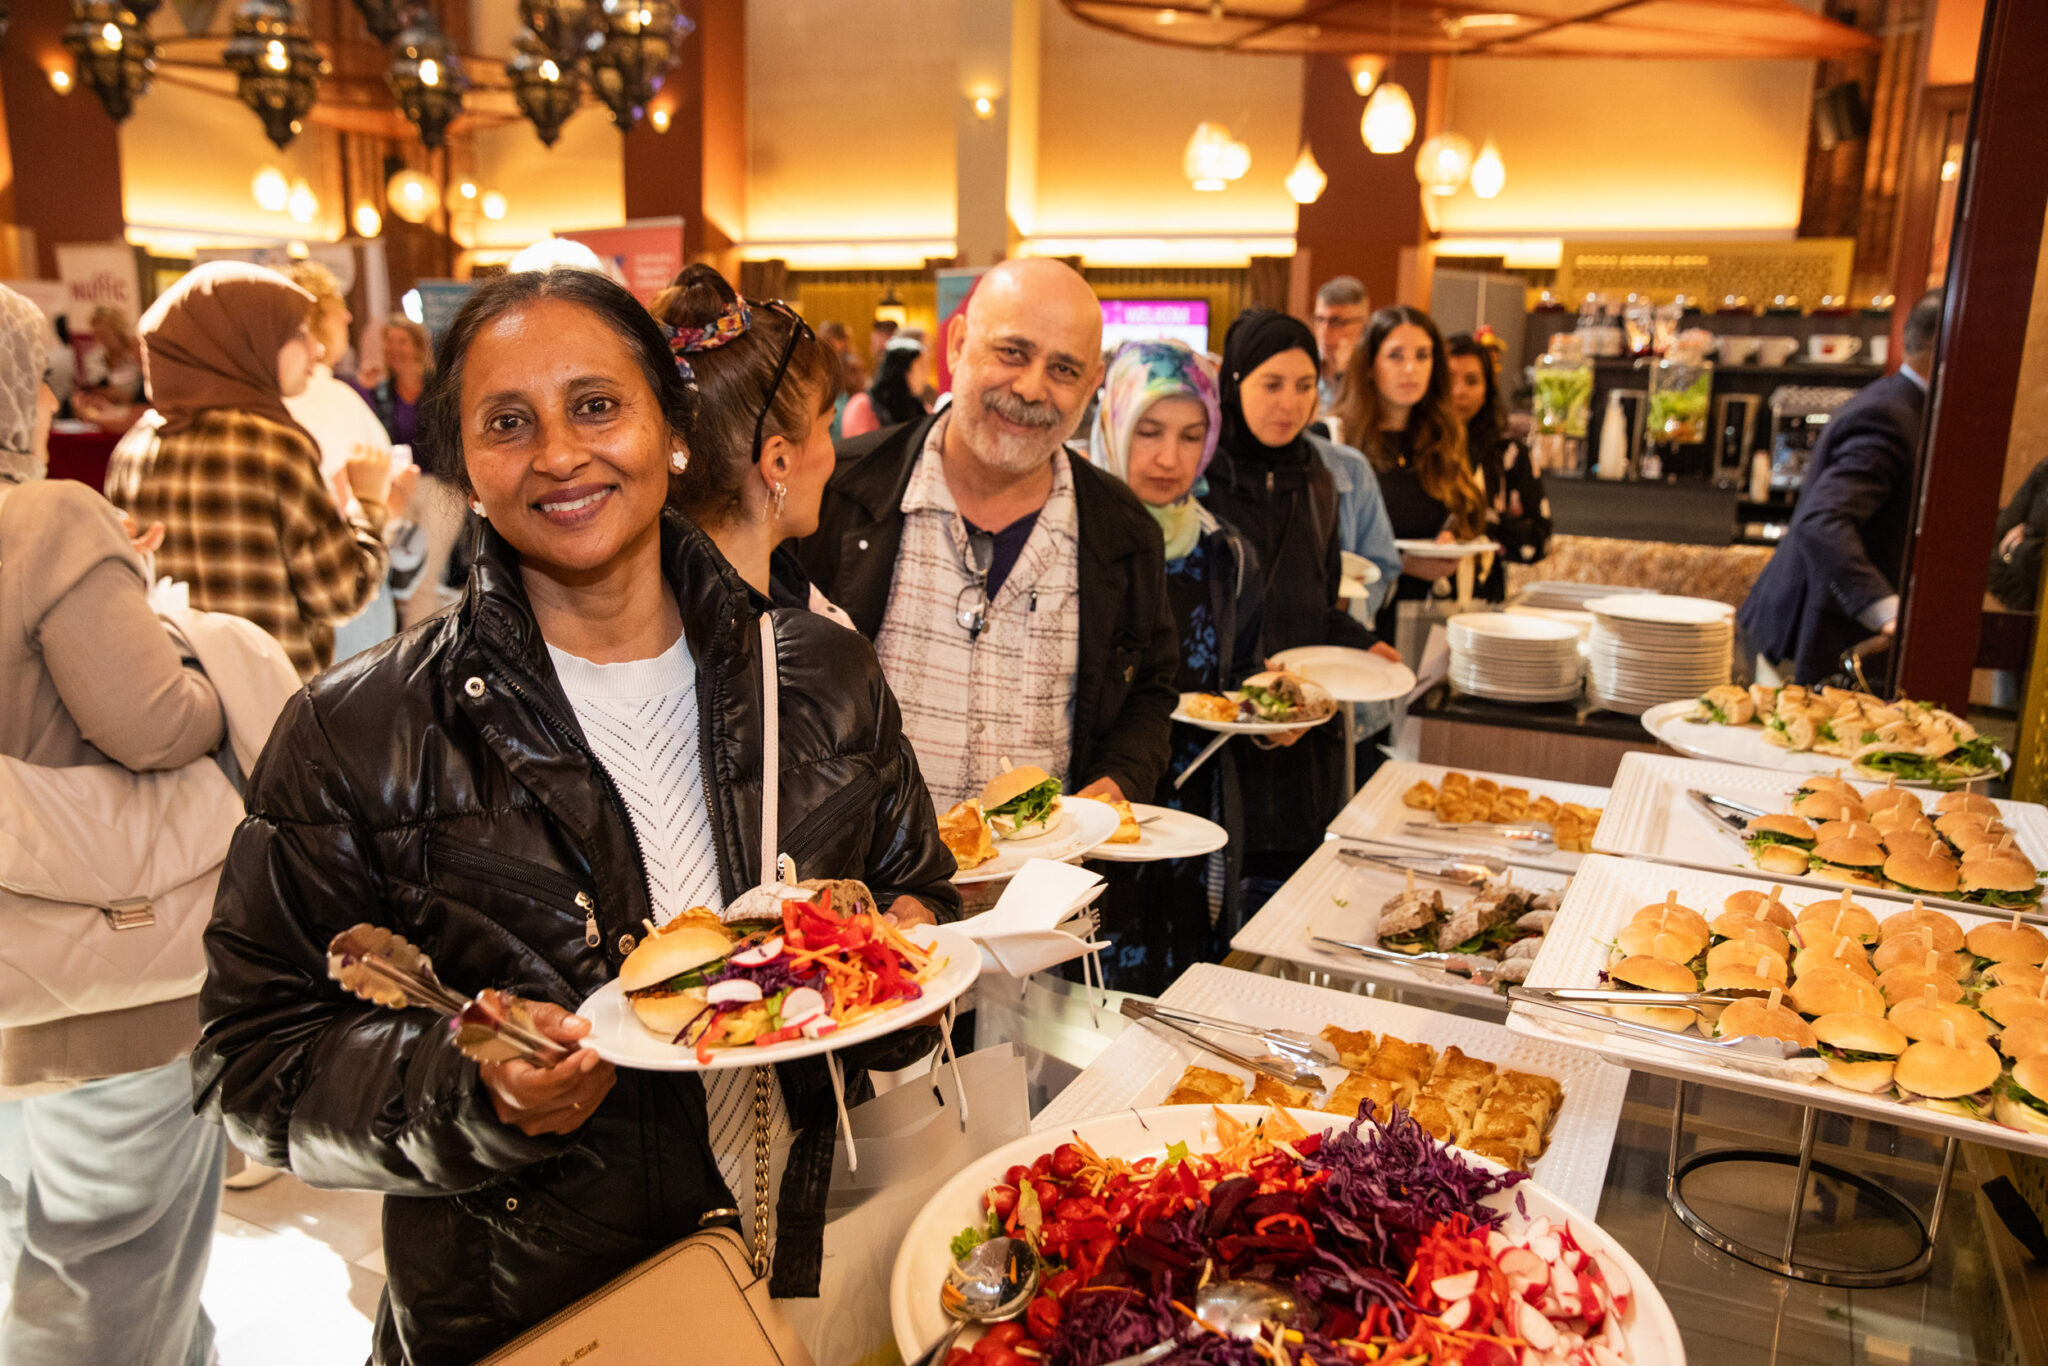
[1042,1286,1182,1366]
[1300,1107,1523,1274]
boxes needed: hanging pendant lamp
[1285,144,1328,205]
[1361,81,1415,155]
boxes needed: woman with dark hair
[837,336,930,438]
[1332,306,1487,638]
[194,267,959,1365]
[650,265,851,624]
[1202,310,1396,901]
[1445,331,1550,602]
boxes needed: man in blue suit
[1739,290,1941,685]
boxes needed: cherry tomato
[983,1322,1026,1348]
[1030,1153,1054,1179]
[1049,1143,1086,1179]
[945,1350,972,1366]
[1032,1179,1061,1211]
[1025,1295,1062,1340]
[979,1350,1027,1366]
[986,1184,1020,1218]
[1042,1268,1082,1302]
[1005,1164,1032,1189]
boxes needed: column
[623,0,746,266]
[0,3,127,276]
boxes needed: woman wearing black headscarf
[1202,309,1396,901]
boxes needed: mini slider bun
[1869,938,1969,979]
[1935,791,2001,819]
[1869,804,1931,835]
[1986,961,2048,992]
[1881,833,1950,863]
[1811,1012,1907,1093]
[1787,968,1884,1018]
[617,914,738,1038]
[1878,907,1965,952]
[1940,818,2006,855]
[1721,889,1797,929]
[1994,1055,2048,1135]
[1976,984,2048,1027]
[1806,836,1886,888]
[1710,909,1794,948]
[1894,1037,2003,1114]
[1792,791,1869,824]
[1816,820,1884,846]
[1606,955,1699,1031]
[1960,860,2041,906]
[1798,774,1861,799]
[1864,785,1923,817]
[1791,940,1877,982]
[1883,849,1961,898]
[1746,813,1817,848]
[1753,842,1814,876]
[1873,967,1964,1008]
[1617,919,1707,962]
[1715,997,1817,1049]
[1962,839,2026,867]
[1997,1016,2048,1061]
[1964,920,2048,965]
[1889,998,1994,1047]
[1706,939,1790,977]
[1633,898,1710,939]
[979,764,1063,839]
[1795,896,1881,942]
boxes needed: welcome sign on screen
[1100,299,1210,353]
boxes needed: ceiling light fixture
[1345,53,1385,97]
[1361,81,1414,154]
[386,12,467,150]
[586,0,693,132]
[353,202,382,237]
[1414,132,1474,195]
[480,190,508,221]
[1285,144,1328,205]
[385,167,440,223]
[62,1,156,123]
[506,25,582,147]
[251,166,289,212]
[1470,137,1506,198]
[224,0,327,150]
[285,178,318,224]
[1183,120,1250,192]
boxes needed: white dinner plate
[1082,802,1229,863]
[1394,537,1503,557]
[1584,593,1735,625]
[951,796,1122,885]
[576,922,978,1071]
[889,1103,1683,1366]
[1267,644,1417,704]
[1448,611,1580,643]
[1171,692,1343,734]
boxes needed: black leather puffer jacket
[193,515,961,1366]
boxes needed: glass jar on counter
[1531,333,1593,438]
[1642,333,1715,474]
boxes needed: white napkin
[950,859,1109,978]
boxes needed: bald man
[796,259,1179,812]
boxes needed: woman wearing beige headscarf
[0,282,230,1366]
[105,261,395,678]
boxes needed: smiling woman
[196,267,962,1365]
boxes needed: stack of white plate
[1447,612,1584,703]
[1583,594,1735,714]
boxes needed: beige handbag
[475,1226,812,1366]
[481,614,816,1366]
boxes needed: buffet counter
[1411,683,1665,786]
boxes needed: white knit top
[546,631,792,1237]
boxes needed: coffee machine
[1766,386,1862,492]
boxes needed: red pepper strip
[1253,1212,1312,1238]
[695,1014,727,1065]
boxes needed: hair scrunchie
[662,297,752,388]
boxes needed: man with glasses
[1311,276,1369,415]
[797,258,1178,815]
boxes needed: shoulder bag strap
[759,612,779,883]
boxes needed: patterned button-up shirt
[874,414,1081,810]
[106,409,389,679]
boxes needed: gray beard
[955,402,1065,475]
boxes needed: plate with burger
[938,766,1123,884]
[1172,670,1341,734]
[578,879,980,1070]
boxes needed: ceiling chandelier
[1182,120,1250,192]
[63,1,157,123]
[1360,80,1414,154]
[506,26,582,148]
[1414,131,1474,196]
[349,0,410,46]
[1285,144,1327,205]
[585,0,693,131]
[223,0,326,149]
[520,0,595,63]
[1469,137,1505,199]
[386,11,467,150]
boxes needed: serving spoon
[1101,1280,1313,1366]
[908,1236,1038,1366]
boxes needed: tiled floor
[207,1176,383,1366]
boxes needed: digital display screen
[1100,299,1210,353]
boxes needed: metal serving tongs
[1309,934,1490,976]
[1332,840,1505,887]
[1688,790,1770,838]
[328,924,571,1067]
[1506,986,1827,1076]
[1141,1004,1340,1066]
[1402,819,1557,849]
[1120,1000,1327,1092]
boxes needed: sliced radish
[1590,1251,1632,1306]
[779,987,827,1027]
[707,979,763,1005]
[1518,1300,1561,1351]
[1530,1231,1564,1264]
[1592,1345,1624,1366]
[730,937,785,967]
[1438,1297,1473,1331]
[1433,1271,1481,1302]
[800,1016,839,1039]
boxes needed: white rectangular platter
[1507,854,2048,1160]
[1035,962,1630,1215]
[1594,751,2048,919]
[1230,840,1572,1009]
[1329,759,1610,875]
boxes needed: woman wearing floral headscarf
[1084,340,1264,991]
[0,283,229,1366]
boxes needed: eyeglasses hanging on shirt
[954,528,995,639]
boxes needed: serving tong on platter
[1688,790,1769,837]
[1119,999,1328,1091]
[1402,819,1557,848]
[1506,987,1826,1076]
[1308,934,1492,977]
[1141,1004,1340,1065]
[1332,841,1506,886]
[328,923,570,1068]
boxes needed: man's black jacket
[795,413,1180,803]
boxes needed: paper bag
[780,1045,1031,1366]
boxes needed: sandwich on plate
[980,764,1064,840]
